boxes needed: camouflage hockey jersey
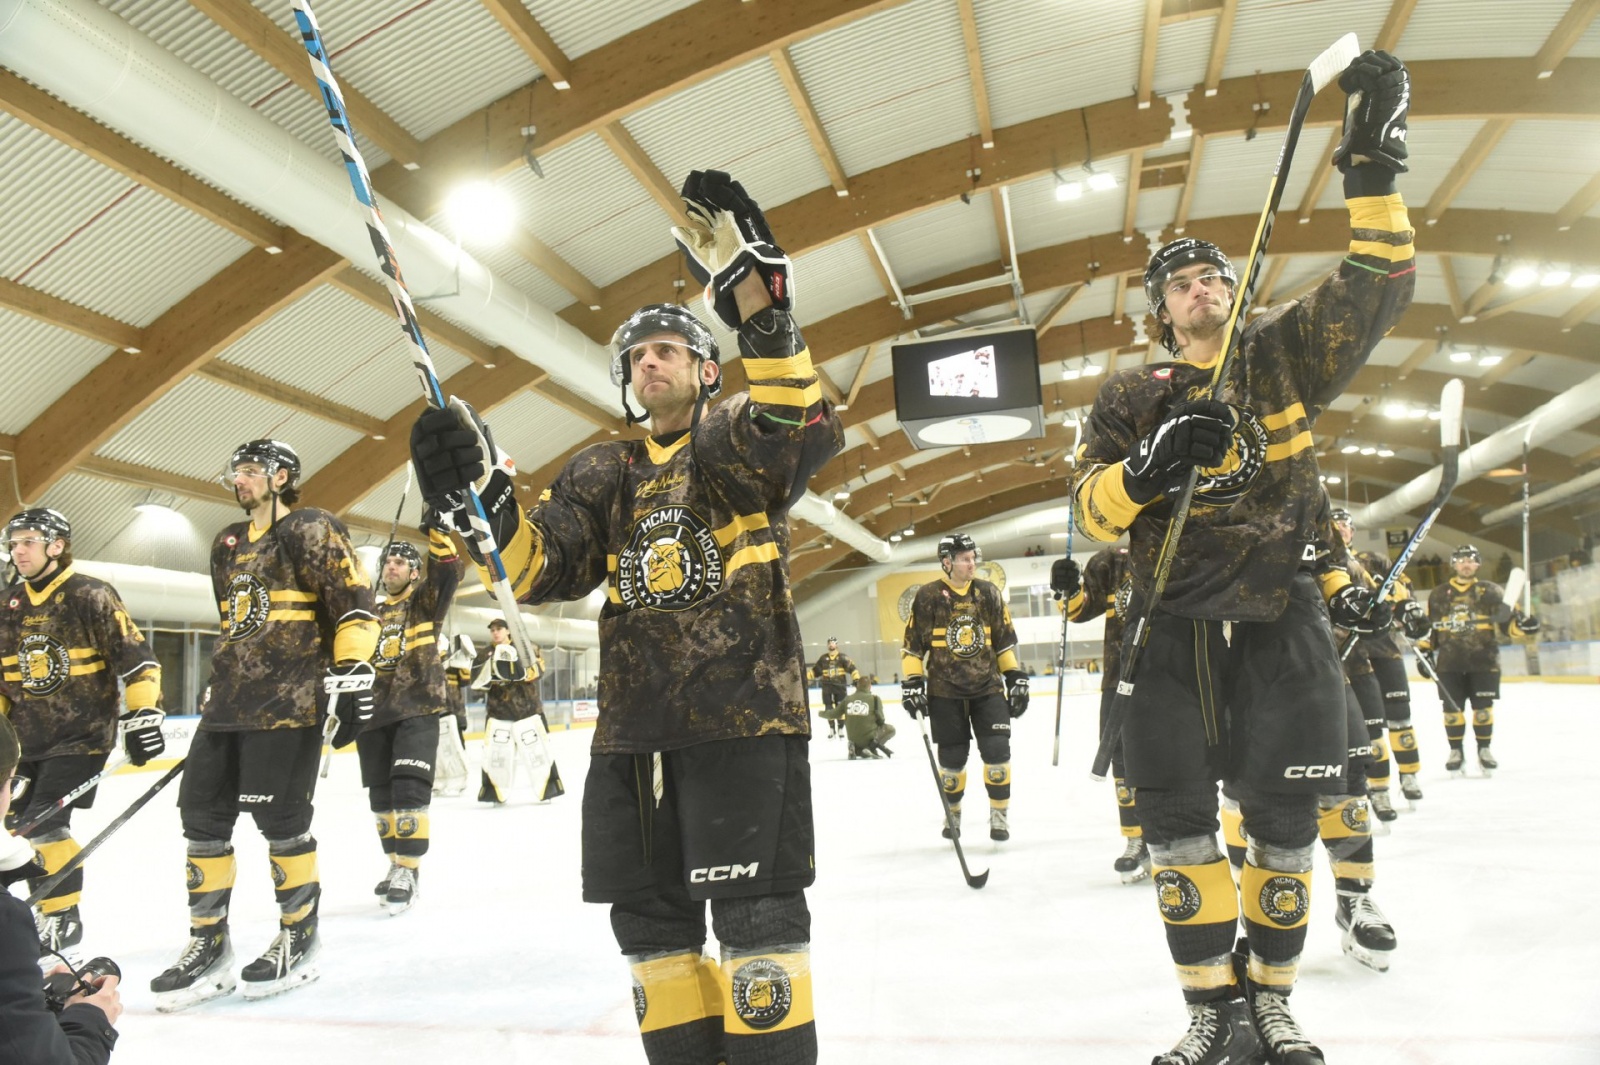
[1072,192,1414,622]
[1427,578,1516,673]
[369,531,461,730]
[0,567,160,759]
[1065,546,1132,691]
[811,651,858,689]
[474,644,544,723]
[901,576,1021,700]
[206,510,378,731]
[1354,548,1409,662]
[475,314,842,754]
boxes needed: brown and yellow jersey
[1065,547,1132,690]
[811,651,858,688]
[901,576,1020,700]
[1428,577,1519,673]
[0,568,160,759]
[1072,193,1414,623]
[370,531,462,729]
[1354,548,1407,661]
[206,509,378,731]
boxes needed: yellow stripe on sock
[632,953,721,1034]
[1241,861,1312,930]
[1153,858,1239,927]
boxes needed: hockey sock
[393,808,429,866]
[1443,708,1466,750]
[721,947,817,1063]
[938,766,967,809]
[1472,704,1494,746]
[1240,846,1314,994]
[1366,733,1391,792]
[982,762,1010,810]
[31,835,83,913]
[268,834,319,926]
[1114,778,1142,839]
[1316,796,1374,892]
[374,811,398,858]
[629,951,725,1064]
[185,841,236,927]
[1219,798,1247,872]
[1388,722,1421,775]
[1149,837,1240,1003]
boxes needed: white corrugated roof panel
[977,0,1143,127]
[1221,0,1391,83]
[346,464,424,529]
[1133,185,1183,235]
[95,376,363,482]
[873,197,1001,291]
[1152,15,1217,100]
[525,0,700,61]
[0,311,114,434]
[1396,0,1577,61]
[42,472,237,575]
[1573,16,1600,59]
[792,238,884,329]
[21,187,251,328]
[1186,131,1336,225]
[1452,121,1600,217]
[475,389,601,475]
[499,132,676,289]
[790,0,978,178]
[463,240,581,313]
[0,115,134,278]
[623,57,832,209]
[1010,160,1133,255]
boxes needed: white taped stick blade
[1439,378,1466,446]
[1309,33,1362,94]
[1503,567,1526,612]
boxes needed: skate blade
[240,964,321,1000]
[1371,818,1392,836]
[383,896,416,916]
[154,976,237,1013]
[1449,769,1465,778]
[1341,936,1393,973]
[1119,866,1152,885]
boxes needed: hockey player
[0,508,165,955]
[1424,544,1539,775]
[901,533,1028,843]
[149,439,378,1011]
[432,634,474,798]
[411,169,837,1064]
[810,637,858,739]
[472,618,555,805]
[1070,49,1415,1064]
[842,675,894,760]
[1052,545,1149,882]
[360,521,462,914]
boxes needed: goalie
[472,619,558,805]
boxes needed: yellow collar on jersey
[939,574,973,596]
[1449,577,1477,592]
[382,581,415,605]
[25,565,74,606]
[644,430,692,466]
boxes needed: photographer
[0,714,121,1063]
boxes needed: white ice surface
[31,681,1600,1064]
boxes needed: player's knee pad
[711,891,811,952]
[974,733,1010,766]
[721,945,815,1045]
[1231,784,1317,850]
[252,806,313,841]
[1473,705,1495,726]
[181,808,237,844]
[390,776,432,810]
[185,841,236,925]
[935,743,970,770]
[611,894,709,956]
[1133,787,1221,846]
[938,766,966,800]
[29,826,71,846]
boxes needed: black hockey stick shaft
[1053,414,1083,767]
[916,714,988,889]
[1408,640,1464,716]
[1090,33,1360,780]
[10,755,129,839]
[26,760,185,908]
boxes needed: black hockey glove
[1050,558,1081,600]
[1398,599,1432,641]
[1122,400,1237,505]
[118,708,166,767]
[672,169,794,329]
[1327,585,1393,634]
[901,675,928,719]
[409,399,520,560]
[1511,610,1540,635]
[1332,50,1409,174]
[325,661,376,749]
[1004,671,1030,718]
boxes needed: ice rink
[29,679,1600,1064]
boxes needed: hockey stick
[1520,437,1533,615]
[10,754,129,839]
[1407,640,1464,717]
[293,1,563,799]
[1052,412,1083,767]
[1339,378,1464,660]
[25,760,185,909]
[1090,32,1361,780]
[914,714,987,889]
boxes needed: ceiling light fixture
[444,180,517,244]
[1504,264,1539,288]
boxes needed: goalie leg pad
[433,715,469,795]
[483,717,518,794]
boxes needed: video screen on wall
[891,327,1044,449]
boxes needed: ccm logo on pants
[1283,765,1343,780]
[689,862,760,883]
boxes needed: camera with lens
[42,956,119,1013]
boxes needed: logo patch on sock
[730,957,792,1030]
[1258,876,1310,926]
[1154,870,1202,921]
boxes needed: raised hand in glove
[1051,558,1081,600]
[1328,585,1394,634]
[901,675,928,719]
[1123,400,1238,504]
[1512,610,1540,635]
[118,708,166,766]
[1004,671,1030,718]
[672,169,794,329]
[1398,599,1432,640]
[1332,50,1409,174]
[325,661,376,749]
[409,398,519,556]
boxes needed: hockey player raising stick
[149,440,378,1011]
[1071,49,1415,1065]
[473,618,558,805]
[360,517,461,914]
[1,508,165,956]
[410,169,840,1064]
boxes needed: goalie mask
[610,304,722,425]
[1144,238,1238,353]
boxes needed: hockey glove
[901,675,928,719]
[1398,599,1432,641]
[1332,50,1409,174]
[325,661,376,749]
[1511,610,1540,636]
[1327,585,1393,634]
[1050,557,1081,600]
[672,169,793,329]
[409,398,520,560]
[1122,400,1237,505]
[118,708,166,767]
[1004,671,1030,718]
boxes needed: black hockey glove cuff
[736,306,804,361]
[118,708,166,767]
[1399,600,1431,640]
[1050,558,1081,600]
[901,675,928,719]
[325,661,376,749]
[673,170,793,329]
[1332,49,1409,174]
[1004,671,1030,718]
[1511,610,1540,635]
[1123,400,1237,504]
[1328,585,1393,633]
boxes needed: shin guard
[1240,846,1313,994]
[393,808,429,868]
[1316,796,1374,891]
[186,842,236,928]
[31,836,83,913]
[721,947,817,1063]
[1472,704,1495,746]
[1114,778,1142,839]
[268,835,319,926]
[1150,839,1241,1003]
[982,762,1010,809]
[630,951,726,1065]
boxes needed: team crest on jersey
[1155,869,1203,921]
[1258,876,1309,926]
[946,611,987,658]
[224,573,271,642]
[730,957,793,1030]
[1114,573,1134,620]
[616,506,725,611]
[374,621,406,671]
[1193,409,1269,506]
[17,632,72,696]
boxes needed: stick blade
[1439,377,1466,447]
[1309,32,1361,93]
[967,869,990,889]
[1503,566,1526,611]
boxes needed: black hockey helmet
[1330,507,1354,526]
[5,507,71,546]
[384,540,422,571]
[1452,543,1481,563]
[1144,238,1238,352]
[225,438,302,497]
[937,532,981,572]
[610,304,722,396]
[827,635,838,645]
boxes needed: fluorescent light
[1377,448,1395,457]
[1574,273,1600,289]
[1478,354,1503,367]
[1326,475,1342,485]
[1449,350,1473,363]
[1360,446,1377,456]
[1540,268,1571,287]
[1426,409,1442,420]
[832,488,852,503]
[444,180,517,243]
[1407,408,1427,420]
[1340,444,1360,454]
[889,532,902,543]
[1061,366,1081,380]
[1081,361,1103,376]
[1049,531,1070,539]
[1055,180,1083,202]
[1504,265,1539,288]
[1087,171,1118,192]
[134,501,176,516]
[1382,402,1408,419]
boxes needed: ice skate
[1335,890,1396,973]
[1445,747,1465,777]
[1115,838,1152,884]
[941,806,961,840]
[384,866,418,915]
[240,918,321,999]
[1249,988,1325,1064]
[1476,745,1497,776]
[374,859,398,897]
[1151,997,1261,1065]
[1399,772,1423,805]
[150,925,236,1012]
[989,808,1009,842]
[1370,788,1398,829]
[36,905,82,960]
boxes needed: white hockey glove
[671,170,793,329]
[325,661,377,749]
[118,707,167,767]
